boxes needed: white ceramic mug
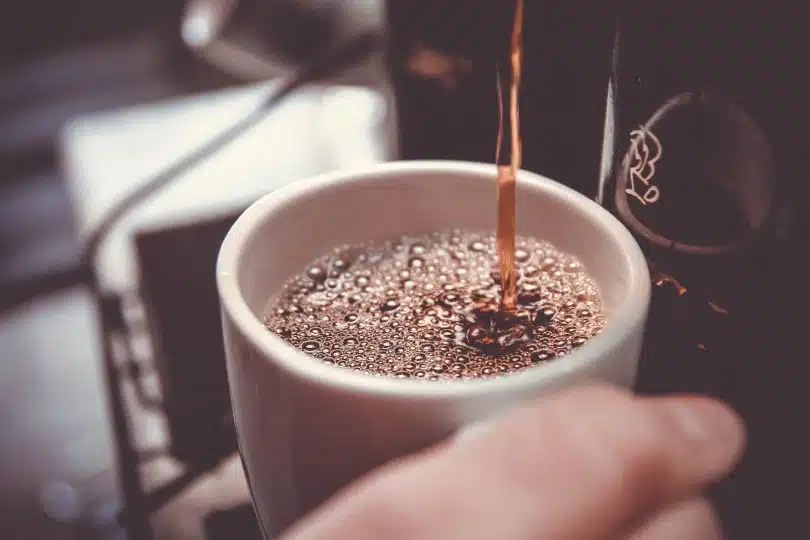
[217,160,651,538]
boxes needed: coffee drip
[494,0,524,312]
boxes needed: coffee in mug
[263,229,607,380]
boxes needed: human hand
[282,383,745,540]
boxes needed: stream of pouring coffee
[495,0,524,311]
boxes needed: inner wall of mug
[236,166,634,326]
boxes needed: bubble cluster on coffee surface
[264,229,606,380]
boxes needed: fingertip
[655,396,746,476]
[628,497,724,540]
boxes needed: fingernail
[663,399,746,466]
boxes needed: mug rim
[217,160,651,402]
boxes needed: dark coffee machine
[601,3,809,538]
[387,1,808,538]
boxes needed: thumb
[444,384,746,539]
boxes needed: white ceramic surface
[217,160,651,537]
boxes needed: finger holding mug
[281,384,744,540]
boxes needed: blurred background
[0,1,390,538]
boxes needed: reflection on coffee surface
[264,230,606,380]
